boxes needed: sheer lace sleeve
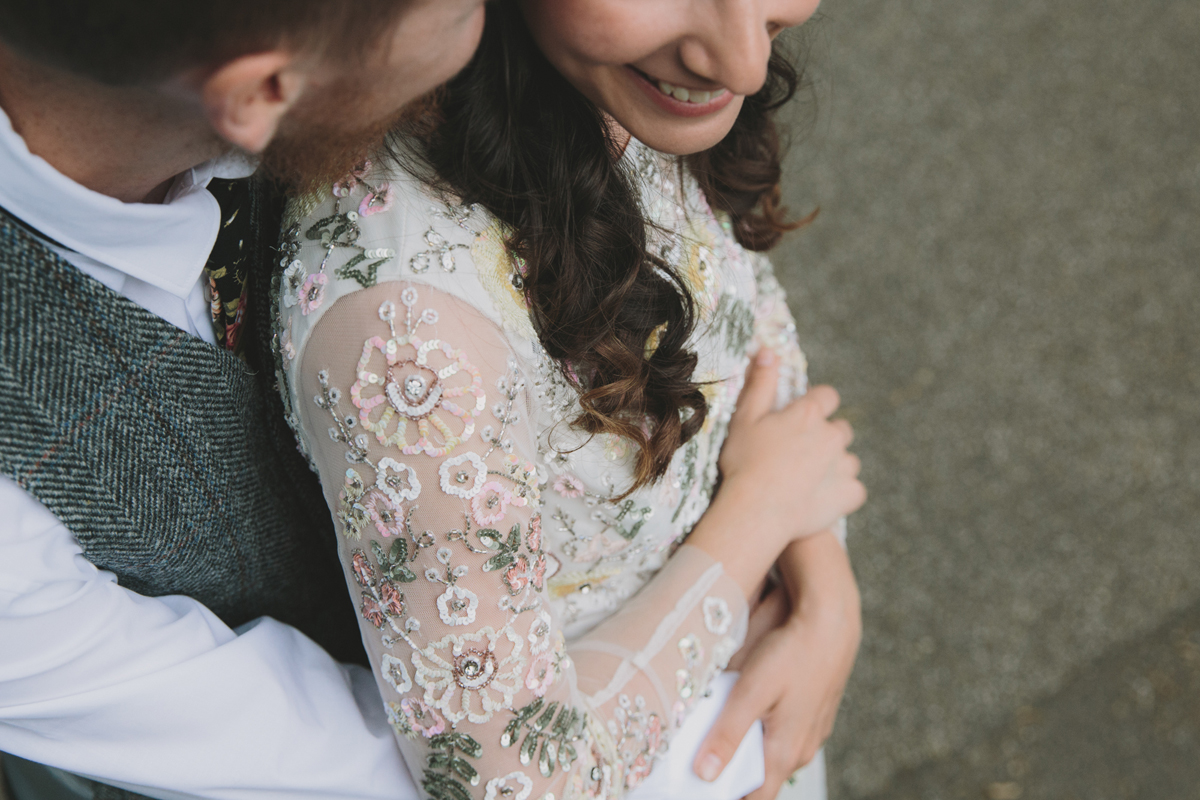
[749,253,808,407]
[749,254,848,547]
[293,280,748,800]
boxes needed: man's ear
[201,52,308,154]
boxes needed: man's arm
[0,476,415,800]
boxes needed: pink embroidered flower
[332,161,372,197]
[299,272,328,316]
[526,514,543,552]
[553,474,585,499]
[400,697,446,738]
[363,489,404,538]
[504,555,530,595]
[361,593,385,628]
[525,651,555,697]
[627,755,653,789]
[471,481,513,526]
[351,551,375,587]
[645,714,663,752]
[530,553,547,591]
[359,181,394,217]
[379,580,405,617]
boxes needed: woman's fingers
[693,642,786,782]
[730,349,781,427]
[803,384,841,419]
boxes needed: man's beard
[258,82,437,193]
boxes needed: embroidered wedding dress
[273,139,810,800]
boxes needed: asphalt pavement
[770,1,1200,796]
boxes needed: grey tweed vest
[0,194,365,799]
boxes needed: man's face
[262,0,486,189]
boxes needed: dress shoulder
[278,162,537,377]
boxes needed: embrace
[0,2,866,800]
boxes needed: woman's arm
[693,533,861,797]
[293,282,779,800]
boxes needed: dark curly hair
[397,1,810,495]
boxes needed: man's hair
[0,0,411,85]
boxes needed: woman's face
[519,0,820,155]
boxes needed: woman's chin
[614,100,745,157]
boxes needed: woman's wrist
[686,477,790,600]
[777,532,861,628]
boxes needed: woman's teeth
[654,79,727,105]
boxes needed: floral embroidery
[608,694,666,791]
[364,489,405,538]
[299,272,327,316]
[524,651,556,697]
[389,696,448,741]
[501,698,585,778]
[350,293,486,458]
[275,138,787,800]
[382,653,413,693]
[281,260,305,308]
[413,626,526,724]
[439,452,489,498]
[359,181,395,217]
[485,771,533,800]
[552,474,585,499]
[473,481,522,526]
[703,597,732,636]
[337,469,369,539]
[437,584,480,626]
[376,457,421,506]
[410,227,471,274]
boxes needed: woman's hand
[693,532,862,797]
[719,350,865,542]
[687,350,866,598]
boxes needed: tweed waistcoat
[0,192,366,797]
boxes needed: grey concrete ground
[770,0,1200,797]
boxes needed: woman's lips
[626,67,736,119]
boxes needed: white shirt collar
[0,105,257,299]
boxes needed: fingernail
[697,753,724,782]
[756,349,776,366]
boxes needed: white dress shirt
[0,106,417,800]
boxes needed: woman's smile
[625,66,735,118]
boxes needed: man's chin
[256,90,440,193]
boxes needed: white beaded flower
[439,452,488,499]
[436,584,479,627]
[381,654,413,694]
[375,458,421,506]
[703,597,732,636]
[485,772,533,800]
[412,626,526,724]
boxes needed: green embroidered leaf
[426,753,450,771]
[506,523,522,551]
[515,698,544,723]
[520,728,539,765]
[539,738,558,778]
[450,732,483,759]
[619,521,644,541]
[427,733,456,751]
[532,701,559,732]
[483,553,514,573]
[476,529,503,550]
[337,257,387,290]
[500,720,520,748]
[423,772,471,800]
[389,564,417,583]
[551,707,578,737]
[449,757,478,784]
[390,538,409,564]
[559,743,577,769]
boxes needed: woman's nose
[679,0,816,96]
